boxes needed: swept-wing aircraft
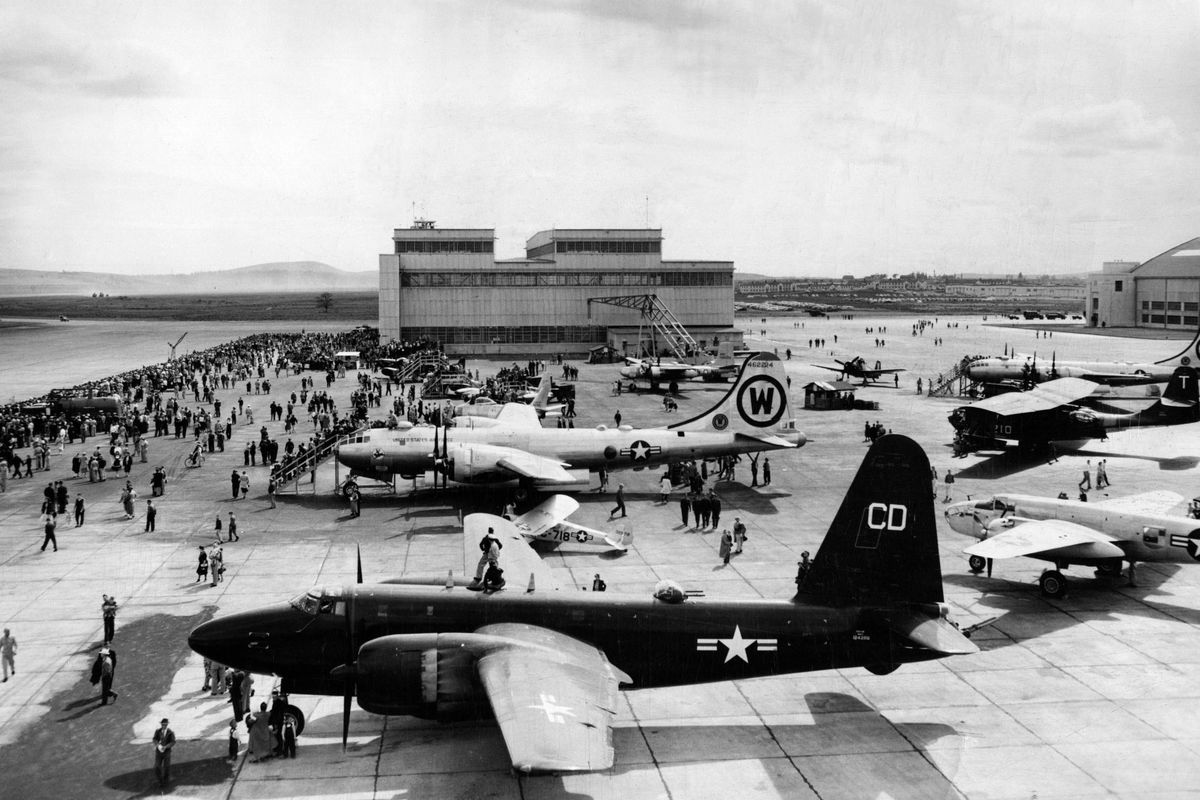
[510,494,630,551]
[189,435,977,773]
[618,356,736,393]
[813,356,905,386]
[455,371,565,420]
[945,490,1194,597]
[949,366,1199,453]
[965,325,1200,386]
[337,352,803,492]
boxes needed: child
[282,718,297,758]
[227,720,240,762]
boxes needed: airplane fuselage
[947,494,1200,565]
[966,358,1171,385]
[190,583,939,720]
[338,424,800,484]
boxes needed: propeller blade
[342,685,353,749]
[356,544,363,584]
[341,582,356,749]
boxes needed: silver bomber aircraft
[944,490,1196,597]
[336,352,804,490]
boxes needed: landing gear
[968,555,987,574]
[283,704,306,736]
[1094,562,1122,578]
[1039,570,1068,598]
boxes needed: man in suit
[152,718,175,786]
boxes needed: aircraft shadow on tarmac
[951,447,1200,481]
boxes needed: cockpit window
[289,585,344,616]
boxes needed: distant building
[1086,239,1200,329]
[378,221,735,355]
[943,283,1085,301]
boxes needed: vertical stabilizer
[669,352,800,442]
[800,435,943,605]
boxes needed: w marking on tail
[737,376,787,427]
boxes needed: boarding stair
[391,351,451,384]
[926,356,977,398]
[274,428,363,493]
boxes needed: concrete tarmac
[2,315,1200,799]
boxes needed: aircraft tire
[1095,562,1123,577]
[865,662,900,675]
[967,555,987,574]
[1039,570,1068,599]
[669,381,679,394]
[283,705,306,737]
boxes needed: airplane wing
[513,495,581,538]
[474,622,632,773]
[964,519,1125,561]
[494,403,542,430]
[494,449,577,484]
[868,368,906,375]
[651,365,698,380]
[463,513,563,592]
[967,377,1100,416]
[1093,490,1185,516]
[812,364,846,374]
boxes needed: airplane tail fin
[1149,365,1200,421]
[531,371,552,411]
[668,352,802,444]
[799,434,944,606]
[1155,325,1200,368]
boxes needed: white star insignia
[631,442,650,460]
[528,692,576,724]
[719,625,756,663]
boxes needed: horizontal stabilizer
[735,432,800,448]
[890,610,979,655]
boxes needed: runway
[1,314,1199,799]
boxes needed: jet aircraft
[813,356,905,386]
[618,356,736,393]
[948,366,1199,453]
[964,324,1200,386]
[189,435,978,773]
[945,490,1195,597]
[336,352,803,491]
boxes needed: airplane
[510,493,630,551]
[618,356,736,393]
[964,324,1200,386]
[945,489,1195,597]
[454,371,565,420]
[813,356,905,386]
[948,366,1199,454]
[189,434,979,773]
[336,352,804,492]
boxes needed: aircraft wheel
[1039,570,1068,599]
[1095,562,1122,577]
[865,662,899,676]
[283,704,306,737]
[967,555,987,574]
[668,381,679,395]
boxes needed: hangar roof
[1133,237,1200,279]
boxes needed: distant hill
[0,262,377,296]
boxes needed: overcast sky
[2,1,1198,277]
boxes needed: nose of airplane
[943,503,976,536]
[188,606,293,671]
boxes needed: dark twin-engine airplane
[189,435,977,773]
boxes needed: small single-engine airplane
[455,371,565,419]
[948,366,1199,454]
[190,435,979,773]
[813,356,905,386]
[964,324,1200,386]
[510,493,630,551]
[618,356,736,393]
[945,490,1195,597]
[337,352,803,492]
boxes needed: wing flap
[495,450,576,483]
[964,519,1124,560]
[474,623,631,773]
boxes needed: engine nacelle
[354,633,490,721]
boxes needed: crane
[167,332,189,361]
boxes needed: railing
[272,428,363,493]
[926,357,976,398]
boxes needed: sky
[1,0,1199,278]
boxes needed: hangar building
[378,221,736,355]
[1086,237,1200,330]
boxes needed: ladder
[925,357,977,398]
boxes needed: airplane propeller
[331,545,364,748]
